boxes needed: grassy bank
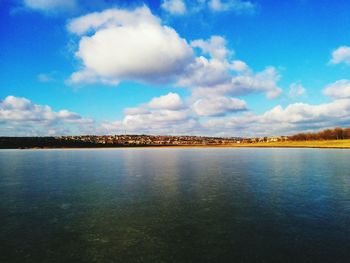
[231,139,350,148]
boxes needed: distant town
[1,127,349,149]
[0,134,287,149]
[57,134,289,145]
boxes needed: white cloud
[191,35,231,60]
[261,100,350,124]
[123,92,185,114]
[123,107,150,116]
[208,0,256,13]
[67,9,281,101]
[101,92,199,135]
[101,116,199,135]
[288,83,306,99]
[193,96,246,116]
[106,81,350,136]
[160,0,256,16]
[68,6,194,85]
[323,79,350,99]
[330,46,350,65]
[179,36,282,99]
[230,67,282,99]
[178,56,232,88]
[102,92,247,134]
[23,0,76,12]
[102,108,197,135]
[68,6,159,35]
[0,96,93,136]
[230,60,249,72]
[69,69,119,85]
[161,0,187,15]
[203,98,350,137]
[1,96,79,122]
[124,109,189,127]
[188,65,282,99]
[148,92,184,110]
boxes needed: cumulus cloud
[101,116,199,135]
[178,56,231,88]
[330,46,350,65]
[148,92,184,110]
[288,83,306,99]
[123,109,189,128]
[100,92,199,134]
[193,96,246,116]
[230,67,282,99]
[105,84,350,136]
[323,79,350,99]
[68,6,194,85]
[103,91,249,135]
[67,7,281,101]
[23,0,76,13]
[105,95,350,137]
[203,98,350,137]
[261,100,350,124]
[0,96,93,136]
[186,63,282,99]
[0,96,88,123]
[191,35,231,60]
[179,36,282,99]
[9,92,347,137]
[230,60,249,72]
[161,0,187,15]
[101,108,197,134]
[208,0,256,13]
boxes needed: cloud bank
[0,96,93,136]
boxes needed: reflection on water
[1,148,350,262]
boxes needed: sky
[1,0,350,137]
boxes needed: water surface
[0,148,350,262]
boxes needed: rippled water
[1,148,350,262]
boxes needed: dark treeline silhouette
[0,137,124,149]
[289,127,350,141]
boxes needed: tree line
[0,137,98,149]
[289,127,350,141]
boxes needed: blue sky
[1,0,350,136]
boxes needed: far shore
[229,139,350,149]
[3,139,350,150]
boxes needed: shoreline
[2,140,350,150]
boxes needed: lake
[0,148,350,263]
